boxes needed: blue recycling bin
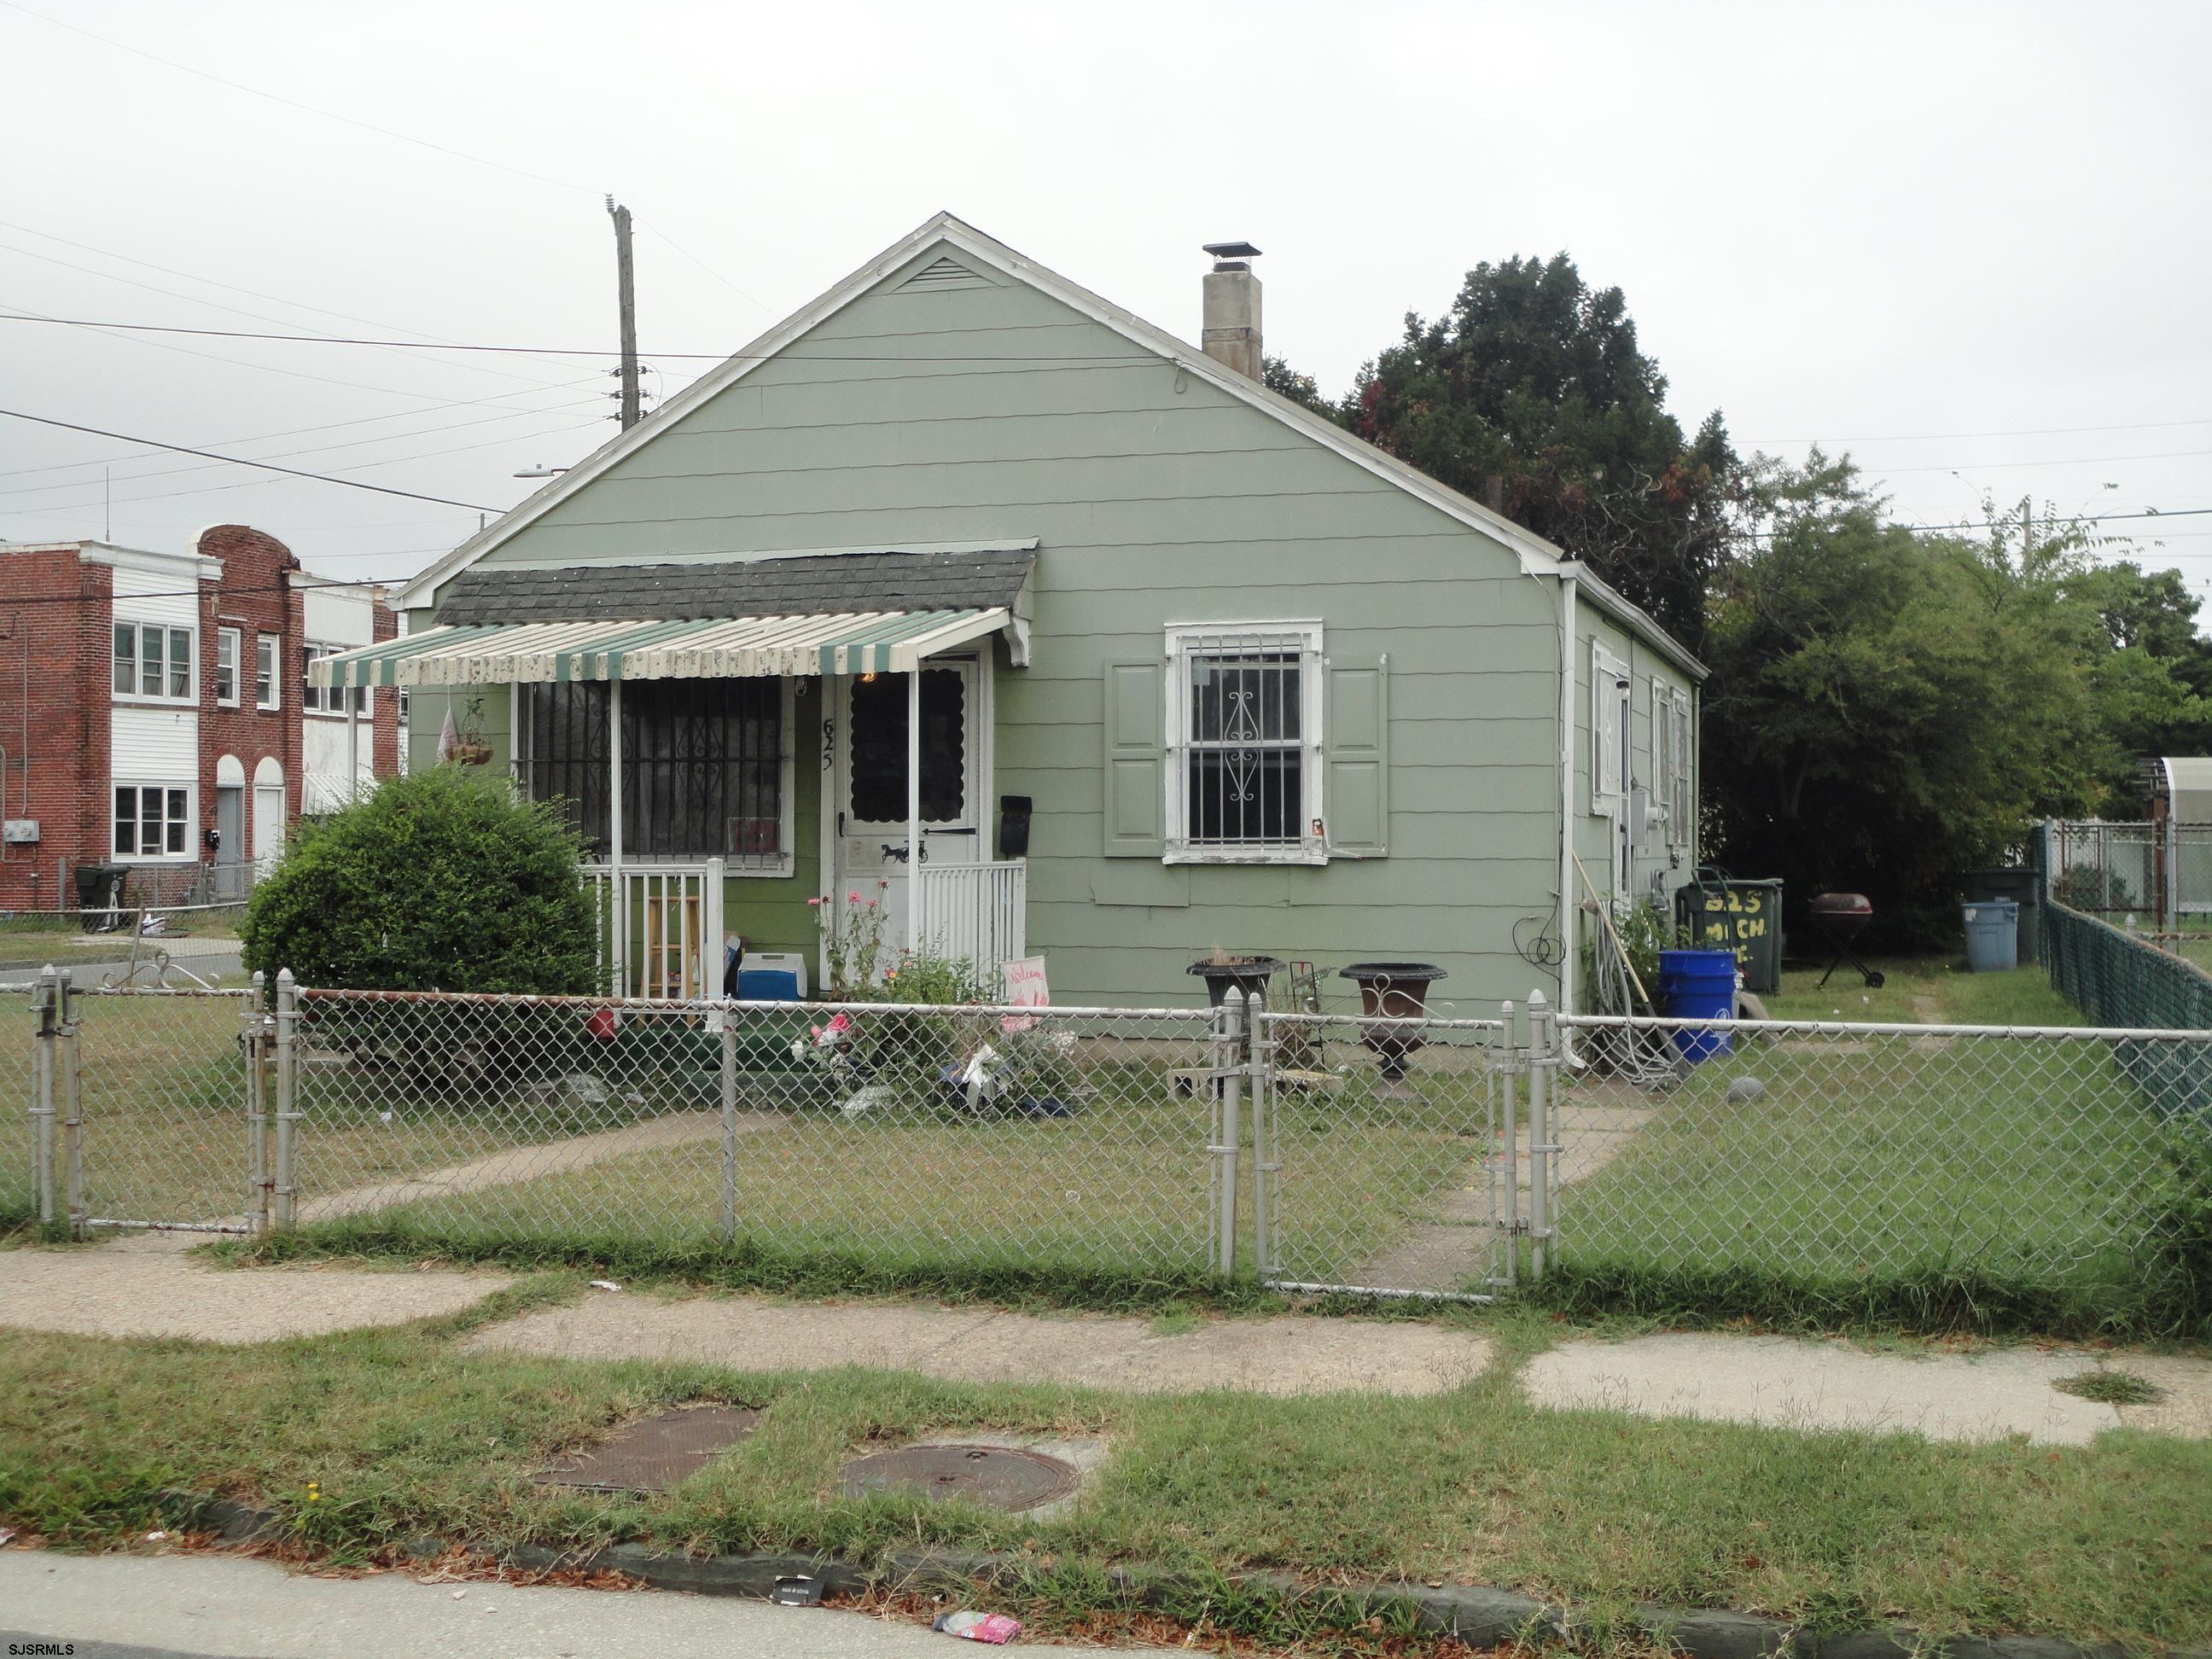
[1657,949,1737,1062]
[1962,900,2019,973]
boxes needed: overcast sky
[3,0,2208,607]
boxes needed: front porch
[309,549,1039,1001]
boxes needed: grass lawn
[0,1281,2206,1651]
[1546,962,2200,1334]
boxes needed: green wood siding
[413,245,1694,1010]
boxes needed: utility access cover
[533,1404,761,1494]
[840,1444,1081,1512]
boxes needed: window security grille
[521,678,783,867]
[1169,626,1320,858]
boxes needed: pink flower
[807,896,823,907]
[847,890,862,904]
[877,878,891,889]
[809,1024,822,1039]
[866,899,879,908]
[826,1013,850,1033]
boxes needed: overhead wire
[0,408,504,510]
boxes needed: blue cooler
[1657,948,1738,1062]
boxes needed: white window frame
[215,627,241,707]
[113,781,195,861]
[1668,687,1693,850]
[255,635,280,710]
[111,620,195,706]
[300,642,369,717]
[1590,641,1630,818]
[1164,620,1325,866]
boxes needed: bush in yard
[240,768,598,994]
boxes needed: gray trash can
[1963,900,2020,973]
[1966,868,2039,965]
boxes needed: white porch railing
[582,859,726,999]
[917,859,1027,981]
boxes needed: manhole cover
[532,1404,761,1493]
[840,1444,1082,1512]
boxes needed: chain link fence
[283,987,1224,1284]
[14,971,2208,1333]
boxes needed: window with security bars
[519,678,787,868]
[1167,624,1322,859]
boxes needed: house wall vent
[896,254,992,293]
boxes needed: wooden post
[607,198,641,431]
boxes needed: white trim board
[396,214,1701,682]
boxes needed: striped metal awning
[308,607,1012,688]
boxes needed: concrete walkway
[0,1551,1167,1659]
[466,1292,1495,1397]
[1522,1331,2212,1446]
[0,1249,513,1342]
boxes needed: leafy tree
[1261,353,1334,417]
[240,766,598,993]
[1339,252,1734,649]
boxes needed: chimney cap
[1202,241,1263,261]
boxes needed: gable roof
[401,212,1702,680]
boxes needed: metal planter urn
[1338,962,1447,1082]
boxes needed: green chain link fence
[2037,823,2212,1120]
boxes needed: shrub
[240,768,598,994]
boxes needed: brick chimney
[1200,242,1263,380]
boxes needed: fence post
[1249,1004,1277,1284]
[1526,991,1558,1283]
[243,970,271,1235]
[271,969,298,1231]
[1208,988,1246,1278]
[719,1011,738,1245]
[1496,999,1519,1290]
[58,969,83,1239]
[31,964,57,1227]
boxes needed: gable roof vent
[895,253,992,294]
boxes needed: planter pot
[1187,955,1284,1010]
[449,742,494,766]
[1338,962,1448,1081]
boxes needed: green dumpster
[1674,872,1784,994]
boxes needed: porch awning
[307,606,1013,689]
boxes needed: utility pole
[607,195,641,430]
[2021,494,2034,565]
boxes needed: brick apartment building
[0,525,399,911]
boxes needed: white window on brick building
[114,784,191,859]
[255,635,279,709]
[215,628,241,707]
[112,621,194,702]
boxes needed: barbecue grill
[1809,892,1883,988]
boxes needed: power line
[0,409,502,510]
[1747,415,2212,445]
[0,312,1156,364]
[1877,447,2212,475]
[0,0,598,198]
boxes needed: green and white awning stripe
[307,607,1011,688]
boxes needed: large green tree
[1336,253,1734,650]
[1702,457,2203,939]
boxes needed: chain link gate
[24,966,272,1239]
[1243,994,1539,1300]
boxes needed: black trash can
[73,861,125,913]
[1674,872,1784,993]
[1966,868,2040,966]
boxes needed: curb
[175,1496,2197,1659]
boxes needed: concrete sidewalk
[0,1551,1166,1658]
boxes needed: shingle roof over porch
[436,544,1036,627]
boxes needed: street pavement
[0,1551,1167,1657]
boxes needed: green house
[312,214,1703,1015]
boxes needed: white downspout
[608,677,625,997]
[1557,569,1579,1031]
